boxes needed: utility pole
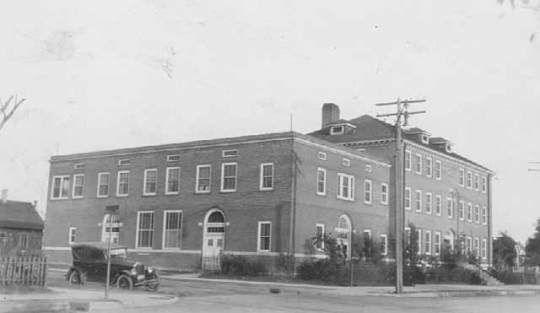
[376,98,426,294]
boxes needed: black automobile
[66,242,160,291]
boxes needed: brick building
[310,103,493,267]
[43,132,391,270]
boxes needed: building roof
[309,114,492,172]
[0,200,44,230]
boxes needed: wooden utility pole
[376,98,426,294]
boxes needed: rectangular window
[258,222,271,252]
[337,173,355,201]
[380,234,388,256]
[459,201,465,220]
[221,163,237,192]
[18,233,28,249]
[381,183,388,205]
[318,151,327,160]
[116,171,130,197]
[364,179,372,204]
[74,163,85,170]
[405,187,411,210]
[365,164,372,172]
[163,210,182,249]
[222,149,238,157]
[466,236,472,253]
[143,169,157,196]
[426,157,432,177]
[118,159,131,166]
[404,227,411,245]
[136,211,155,249]
[435,195,442,216]
[260,163,274,190]
[474,174,480,191]
[51,175,70,200]
[68,227,76,244]
[342,158,351,167]
[167,154,180,162]
[315,224,325,250]
[425,230,432,255]
[459,169,465,186]
[467,203,473,222]
[317,168,326,196]
[481,176,487,193]
[405,150,411,171]
[482,206,487,225]
[447,198,454,219]
[466,171,472,189]
[435,231,441,255]
[482,238,487,259]
[166,167,180,195]
[72,174,84,199]
[97,172,110,198]
[415,154,422,174]
[425,192,432,214]
[474,205,480,224]
[415,190,422,212]
[417,229,422,255]
[474,237,480,257]
[196,165,211,193]
[435,160,442,180]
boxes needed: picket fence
[0,256,47,286]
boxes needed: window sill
[97,195,109,199]
[116,194,129,198]
[220,190,237,193]
[259,188,274,192]
[142,194,157,197]
[165,192,180,196]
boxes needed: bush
[220,255,269,277]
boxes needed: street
[46,269,540,313]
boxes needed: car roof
[71,241,127,250]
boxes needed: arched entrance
[101,214,120,244]
[202,208,226,270]
[444,229,456,251]
[335,215,352,260]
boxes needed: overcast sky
[0,0,539,244]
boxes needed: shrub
[220,255,268,277]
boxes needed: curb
[369,289,540,298]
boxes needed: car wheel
[146,282,159,292]
[116,275,133,290]
[68,270,81,285]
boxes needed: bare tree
[0,95,25,132]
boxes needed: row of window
[459,169,487,193]
[409,228,488,260]
[405,150,442,179]
[316,168,388,205]
[403,188,488,225]
[52,163,275,199]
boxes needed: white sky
[0,0,539,244]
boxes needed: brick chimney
[322,103,340,128]
[1,189,7,204]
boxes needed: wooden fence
[0,256,47,286]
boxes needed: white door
[202,210,226,270]
[102,214,120,244]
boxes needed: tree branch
[0,95,25,132]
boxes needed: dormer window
[421,134,430,144]
[330,126,344,135]
[445,144,452,153]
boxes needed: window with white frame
[74,163,85,170]
[260,163,274,190]
[405,187,411,210]
[196,165,211,193]
[342,158,351,167]
[466,171,472,189]
[222,149,238,157]
[474,237,480,257]
[51,175,70,200]
[417,229,422,255]
[68,227,76,244]
[435,195,442,216]
[481,176,487,193]
[318,151,327,160]
[381,183,388,205]
[425,192,432,214]
[166,167,180,195]
[117,171,130,197]
[415,190,422,212]
[404,227,411,245]
[467,203,473,222]
[435,231,442,255]
[365,164,372,172]
[380,234,388,256]
[466,236,472,253]
[315,224,325,250]
[19,233,28,249]
[97,173,110,198]
[317,168,326,196]
[221,163,237,192]
[415,154,422,174]
[118,159,130,166]
[405,150,411,171]
[482,238,487,259]
[435,160,442,180]
[425,230,432,255]
[143,169,157,196]
[447,198,453,219]
[136,211,154,249]
[163,210,182,249]
[258,222,271,252]
[474,174,480,191]
[426,157,432,177]
[459,168,465,186]
[167,154,180,162]
[337,173,355,201]
[482,206,487,225]
[72,174,84,198]
[474,205,480,223]
[459,201,465,220]
[364,179,372,204]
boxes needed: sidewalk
[161,272,540,298]
[0,287,178,313]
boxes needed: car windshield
[109,248,127,259]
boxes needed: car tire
[68,270,81,285]
[116,274,133,290]
[146,282,159,292]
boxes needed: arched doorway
[335,215,352,260]
[444,229,456,251]
[202,208,226,270]
[102,214,120,244]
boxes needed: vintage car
[66,242,160,291]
